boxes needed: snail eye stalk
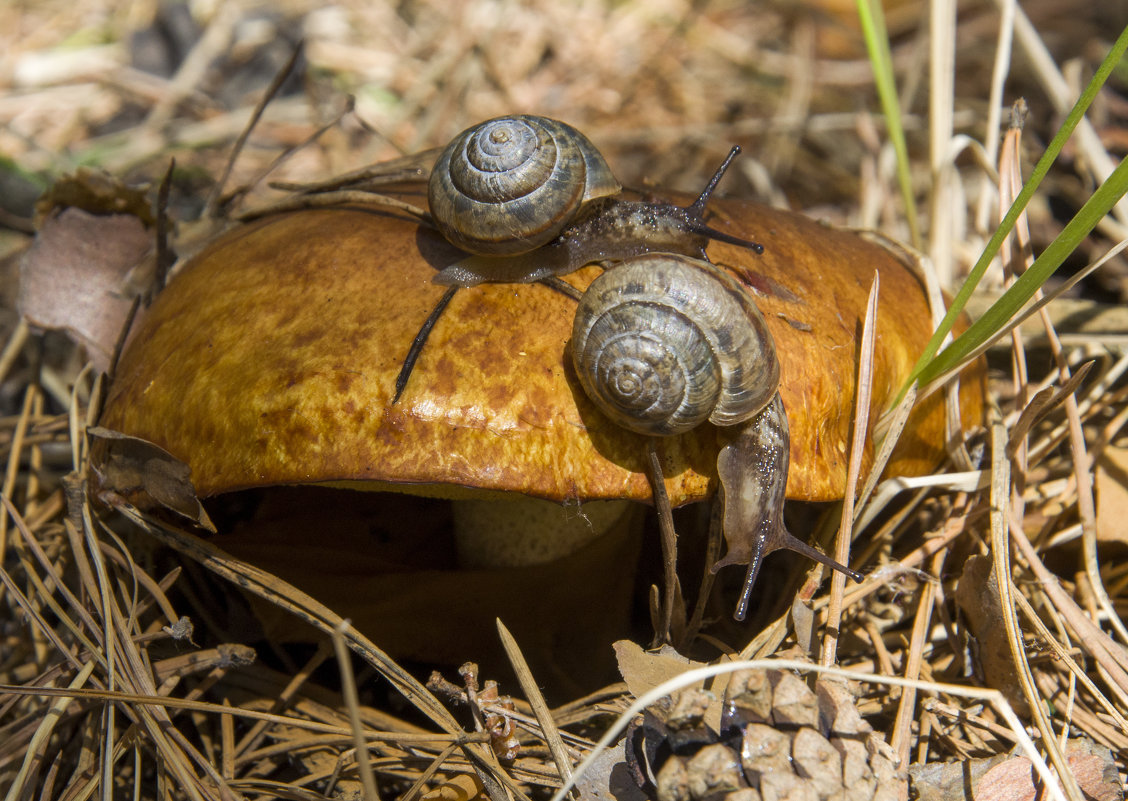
[687,146,764,255]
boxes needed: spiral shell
[427,115,621,256]
[571,254,779,436]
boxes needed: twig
[2,660,97,801]
[204,41,306,218]
[889,550,940,769]
[110,506,462,734]
[220,95,359,212]
[233,642,333,761]
[150,158,176,297]
[235,190,428,223]
[332,620,380,801]
[646,439,680,644]
[496,620,574,793]
[990,416,1084,801]
[821,270,877,667]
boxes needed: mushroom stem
[452,496,634,568]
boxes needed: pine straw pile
[2,1,1128,799]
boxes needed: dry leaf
[908,755,1008,801]
[909,740,1119,801]
[574,739,648,801]
[88,426,215,531]
[19,207,152,371]
[974,740,1119,801]
[421,773,488,801]
[1096,446,1128,545]
[34,168,155,226]
[953,554,1028,715]
[613,640,728,733]
[791,595,815,654]
[614,640,703,700]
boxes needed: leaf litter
[2,1,1128,800]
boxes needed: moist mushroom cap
[99,198,983,503]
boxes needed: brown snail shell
[570,253,780,436]
[427,115,621,256]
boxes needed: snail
[572,254,860,620]
[424,114,764,286]
[571,253,779,436]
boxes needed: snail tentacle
[684,145,764,254]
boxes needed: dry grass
[2,0,1128,799]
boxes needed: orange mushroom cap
[99,198,983,506]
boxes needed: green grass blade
[917,152,1128,386]
[856,0,920,249]
[898,25,1128,401]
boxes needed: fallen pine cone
[639,670,904,801]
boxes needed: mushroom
[97,196,982,683]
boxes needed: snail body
[433,195,727,287]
